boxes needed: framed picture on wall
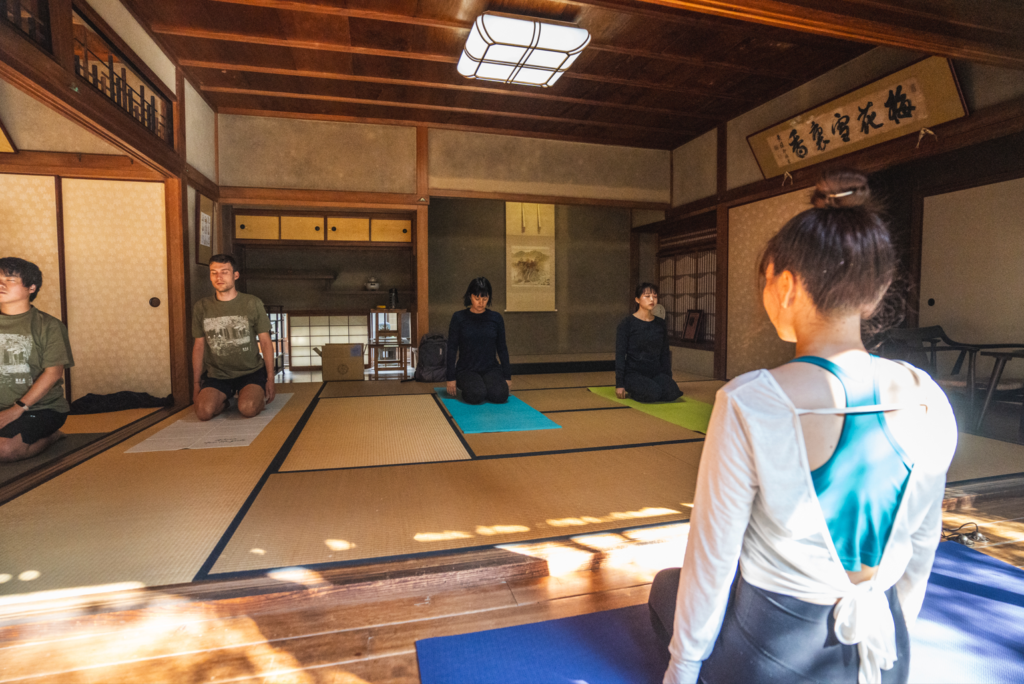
[683,309,702,341]
[195,192,216,265]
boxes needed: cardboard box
[320,343,365,381]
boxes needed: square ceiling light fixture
[457,12,591,87]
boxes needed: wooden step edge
[0,548,549,627]
[944,473,1024,511]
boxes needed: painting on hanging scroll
[0,114,16,154]
[747,57,967,179]
[505,202,556,312]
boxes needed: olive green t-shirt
[0,307,74,413]
[192,293,271,380]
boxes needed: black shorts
[0,409,68,445]
[200,366,268,399]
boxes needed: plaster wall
[218,116,417,193]
[185,81,217,182]
[921,176,1024,381]
[0,174,62,319]
[953,60,1024,113]
[672,129,718,206]
[86,0,176,92]
[671,346,714,378]
[0,78,122,155]
[727,188,809,378]
[428,198,630,359]
[429,130,670,204]
[632,209,664,228]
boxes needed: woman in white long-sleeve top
[648,168,957,684]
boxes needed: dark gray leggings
[624,372,683,403]
[648,568,910,683]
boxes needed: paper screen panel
[0,174,62,319]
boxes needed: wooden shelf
[247,270,336,280]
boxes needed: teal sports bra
[790,356,913,572]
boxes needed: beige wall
[429,129,670,204]
[0,78,122,155]
[672,128,718,207]
[0,174,62,319]
[727,189,809,378]
[921,176,1024,380]
[218,115,417,193]
[672,346,714,378]
[62,179,170,400]
[85,0,176,92]
[185,81,217,182]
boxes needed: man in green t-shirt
[0,257,75,462]
[192,254,275,421]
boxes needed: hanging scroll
[505,202,556,312]
[0,114,16,154]
[747,57,966,179]
[196,193,216,265]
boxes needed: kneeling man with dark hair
[0,257,74,462]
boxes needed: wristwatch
[15,400,29,410]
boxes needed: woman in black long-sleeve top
[615,282,683,403]
[446,277,512,404]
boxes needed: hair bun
[811,168,872,210]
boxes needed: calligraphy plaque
[747,57,966,179]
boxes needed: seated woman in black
[446,277,512,404]
[615,282,683,403]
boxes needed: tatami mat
[0,383,320,598]
[210,443,703,574]
[320,380,437,398]
[465,408,703,457]
[513,388,623,412]
[281,395,470,471]
[0,433,102,487]
[947,432,1024,483]
[513,372,618,390]
[61,408,159,434]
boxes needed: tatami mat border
[471,437,705,460]
[946,471,1024,487]
[192,383,327,581]
[431,393,478,459]
[201,515,692,582]
[541,406,630,414]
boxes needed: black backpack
[414,334,448,383]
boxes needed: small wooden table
[977,348,1024,436]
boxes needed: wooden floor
[1,379,1022,683]
[0,480,1021,683]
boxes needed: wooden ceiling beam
[564,71,756,102]
[210,0,800,80]
[149,25,458,63]
[180,59,720,121]
[215,107,683,149]
[201,86,696,135]
[633,0,1024,70]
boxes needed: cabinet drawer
[371,219,412,243]
[327,217,370,242]
[235,215,279,240]
[281,216,325,241]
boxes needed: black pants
[648,568,910,683]
[456,368,509,404]
[624,372,683,403]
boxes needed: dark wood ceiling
[117,0,1024,150]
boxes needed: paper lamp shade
[457,13,591,87]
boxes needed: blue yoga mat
[434,389,562,434]
[416,542,1024,684]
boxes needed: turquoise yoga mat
[434,389,562,435]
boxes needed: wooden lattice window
[658,213,716,345]
[1,0,51,51]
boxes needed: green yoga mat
[588,386,713,433]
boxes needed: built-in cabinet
[235,212,412,244]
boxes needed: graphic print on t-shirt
[204,316,253,356]
[0,333,32,386]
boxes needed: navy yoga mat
[416,542,1024,684]
[434,389,561,434]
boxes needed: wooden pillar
[416,204,429,341]
[713,124,729,380]
[165,176,191,405]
